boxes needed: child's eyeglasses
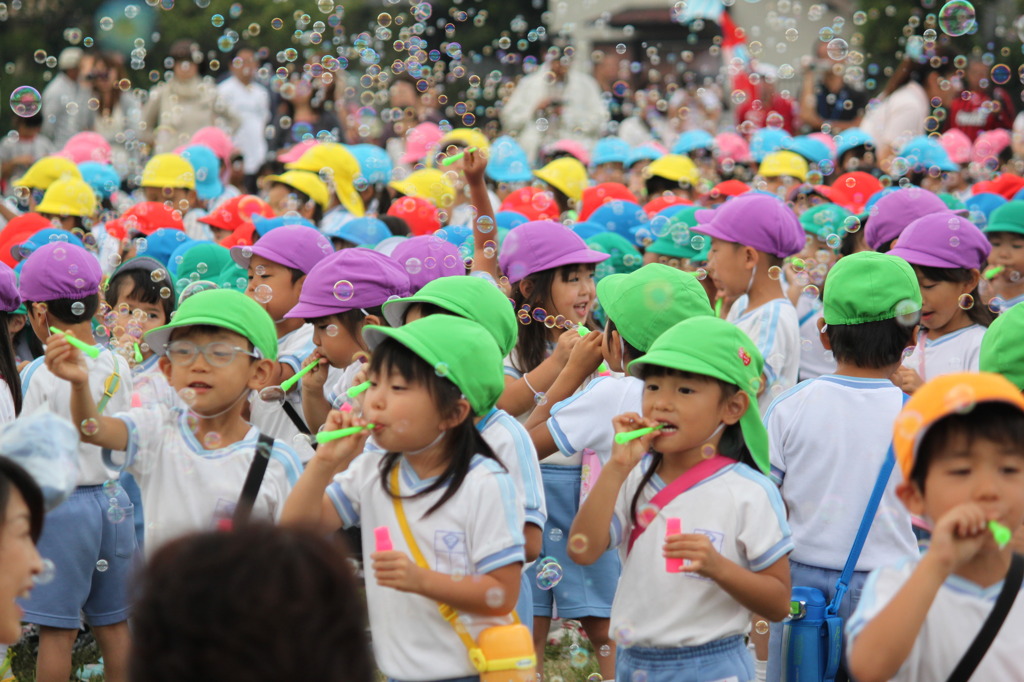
[164,340,259,367]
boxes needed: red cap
[106,202,184,240]
[198,195,274,246]
[972,173,1024,200]
[387,196,439,236]
[643,194,693,217]
[499,187,560,221]
[827,172,883,214]
[579,183,639,221]
[0,213,51,267]
[704,179,751,200]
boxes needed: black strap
[232,433,275,527]
[282,400,311,435]
[947,552,1023,682]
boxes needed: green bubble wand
[440,147,478,167]
[49,327,100,358]
[315,423,376,444]
[989,520,1013,549]
[614,424,665,445]
[984,265,1005,280]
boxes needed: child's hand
[609,412,659,471]
[891,366,924,394]
[371,550,424,593]
[44,333,89,386]
[927,502,993,573]
[567,329,605,375]
[300,351,330,391]
[461,147,488,185]
[665,532,725,580]
[312,410,371,471]
[551,328,582,365]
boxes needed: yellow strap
[96,364,122,415]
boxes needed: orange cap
[893,372,1024,481]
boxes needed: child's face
[706,239,751,298]
[544,264,597,326]
[987,232,1024,291]
[641,372,745,457]
[110,286,168,352]
[901,435,1024,541]
[159,328,269,415]
[246,255,304,322]
[310,315,365,368]
[143,187,193,211]
[916,270,974,335]
[363,367,464,453]
[592,162,625,185]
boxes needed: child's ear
[159,356,173,379]
[362,314,381,327]
[817,318,831,350]
[743,246,759,268]
[247,358,275,389]
[896,480,926,517]
[965,268,980,293]
[441,398,472,431]
[721,389,749,425]
[518,279,534,301]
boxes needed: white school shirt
[727,296,800,413]
[327,452,525,681]
[765,375,918,571]
[325,360,365,409]
[131,354,179,410]
[478,407,547,530]
[248,324,315,461]
[21,347,133,485]
[0,378,16,425]
[111,402,301,556]
[847,556,1024,681]
[608,457,792,648]
[547,374,643,466]
[901,325,986,381]
[795,294,835,380]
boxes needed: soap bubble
[10,86,42,117]
[755,619,770,635]
[253,284,273,304]
[107,505,127,524]
[768,266,782,281]
[203,432,222,449]
[34,558,56,585]
[80,418,99,436]
[569,533,589,554]
[96,559,109,572]
[102,480,121,498]
[991,64,1011,86]
[938,0,976,36]
[958,293,974,310]
[71,301,86,316]
[548,527,563,543]
[535,558,563,590]
[434,362,449,377]
[826,38,849,60]
[332,280,355,301]
[570,646,590,668]
[484,586,504,608]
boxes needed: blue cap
[180,144,223,201]
[167,237,200,277]
[349,144,393,185]
[496,210,528,231]
[571,220,606,241]
[252,215,316,237]
[592,137,632,166]
[964,192,1008,228]
[486,136,533,184]
[588,201,649,241]
[434,224,473,248]
[626,143,663,168]
[788,135,833,166]
[750,128,793,162]
[834,127,875,157]
[133,228,192,266]
[78,162,120,199]
[898,136,959,173]
[323,216,392,246]
[672,130,715,155]
[12,228,85,262]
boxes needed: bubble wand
[989,520,1012,549]
[440,147,478,167]
[49,327,100,358]
[984,265,1005,280]
[577,325,609,373]
[315,423,375,444]
[346,380,371,398]
[614,424,665,445]
[258,360,320,401]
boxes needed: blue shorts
[531,464,620,620]
[19,485,137,629]
[515,570,532,633]
[617,636,754,682]
[767,559,868,682]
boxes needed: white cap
[58,48,84,71]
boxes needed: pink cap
[190,126,235,164]
[973,129,1012,167]
[400,123,443,165]
[714,132,752,163]
[808,132,837,158]
[544,139,591,166]
[277,139,318,164]
[940,129,973,165]
[60,132,111,164]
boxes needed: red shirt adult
[949,88,1015,141]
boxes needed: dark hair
[380,215,408,237]
[629,367,753,525]
[825,317,915,369]
[169,39,199,65]
[129,524,373,682]
[839,225,867,257]
[107,269,175,327]
[882,43,956,97]
[0,456,44,542]
[509,264,595,374]
[604,319,641,364]
[28,293,100,325]
[370,338,502,516]
[321,305,387,346]
[401,301,448,324]
[272,183,324,223]
[645,175,691,197]
[914,264,994,328]
[18,112,43,129]
[0,313,22,416]
[911,402,1024,492]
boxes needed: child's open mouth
[189,382,213,393]
[573,302,590,317]
[656,421,678,435]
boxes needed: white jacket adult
[142,75,238,154]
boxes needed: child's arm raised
[462,149,499,282]
[498,329,581,417]
[524,329,604,436]
[569,412,657,565]
[372,557,522,616]
[300,352,332,432]
[847,502,992,682]
[45,333,128,451]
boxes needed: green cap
[587,232,643,280]
[596,263,713,352]
[823,251,922,326]
[937,192,966,213]
[144,288,278,361]
[984,201,1024,236]
[799,203,852,250]
[627,316,769,474]
[979,304,1024,390]
[645,207,710,261]
[174,243,235,288]
[381,275,517,357]
[362,315,504,416]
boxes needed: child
[889,213,994,393]
[862,187,950,253]
[764,251,922,681]
[44,288,301,555]
[140,153,197,212]
[982,201,1024,312]
[282,315,525,682]
[18,242,134,682]
[526,263,714,678]
[33,176,98,234]
[694,193,804,411]
[231,224,334,458]
[642,154,701,202]
[847,372,1024,681]
[288,247,411,432]
[756,151,808,198]
[569,316,793,682]
[262,170,329,224]
[979,302,1024,390]
[0,264,22,424]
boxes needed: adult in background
[217,47,271,194]
[87,52,144,180]
[949,57,1015,141]
[40,48,94,148]
[799,43,866,133]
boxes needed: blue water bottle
[781,586,828,681]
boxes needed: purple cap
[498,220,609,284]
[230,223,333,274]
[693,193,804,259]
[887,213,991,270]
[19,242,102,302]
[0,263,21,313]
[285,247,412,319]
[390,236,465,292]
[864,187,950,252]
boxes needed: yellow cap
[437,128,491,156]
[388,168,456,208]
[759,151,809,181]
[265,170,330,211]
[13,156,82,190]
[141,153,196,189]
[643,154,700,187]
[893,372,1024,481]
[285,142,365,217]
[35,176,98,217]
[534,157,588,202]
